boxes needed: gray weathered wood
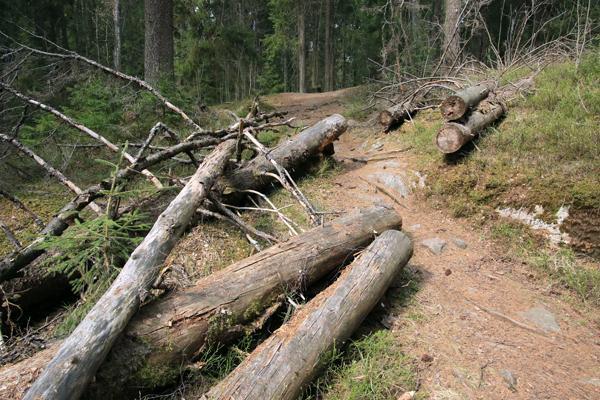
[202,229,413,400]
[0,206,402,399]
[23,139,236,400]
[378,102,415,132]
[440,83,491,121]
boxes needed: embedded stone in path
[421,238,447,255]
[452,238,468,249]
[521,306,560,333]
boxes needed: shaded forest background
[2,0,597,105]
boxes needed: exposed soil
[268,89,600,400]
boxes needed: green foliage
[304,331,419,400]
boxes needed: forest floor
[257,88,600,399]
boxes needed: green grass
[303,330,420,400]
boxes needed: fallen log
[435,100,507,153]
[0,135,229,283]
[222,113,347,193]
[23,139,236,400]
[202,229,413,400]
[435,77,535,154]
[0,206,402,399]
[378,102,416,132]
[440,83,491,121]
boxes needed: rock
[452,238,468,249]
[520,306,560,333]
[369,172,410,198]
[499,369,517,392]
[445,268,452,276]
[409,224,421,231]
[421,353,433,363]
[371,142,384,151]
[397,391,416,400]
[421,238,447,255]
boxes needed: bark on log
[435,100,507,153]
[23,140,236,400]
[222,114,347,193]
[0,206,402,399]
[440,83,491,121]
[202,229,413,400]
[378,102,415,132]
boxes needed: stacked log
[378,102,415,132]
[202,230,413,400]
[0,206,402,399]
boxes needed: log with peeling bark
[378,102,416,132]
[440,83,491,121]
[222,113,347,194]
[22,139,236,400]
[0,206,402,399]
[202,229,413,400]
[435,76,535,154]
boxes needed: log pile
[435,77,534,153]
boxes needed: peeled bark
[436,100,507,153]
[203,230,413,400]
[440,83,491,121]
[23,140,236,400]
[1,206,402,399]
[222,114,347,193]
[379,102,415,132]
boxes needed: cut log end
[378,110,394,129]
[435,123,470,154]
[440,95,467,121]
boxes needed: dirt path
[269,90,600,399]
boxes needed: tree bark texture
[112,0,121,71]
[378,102,416,132]
[202,230,413,400]
[443,0,461,68]
[144,0,174,85]
[222,114,347,194]
[436,100,506,153]
[1,206,402,399]
[23,140,236,400]
[298,3,306,93]
[324,0,335,91]
[440,83,491,121]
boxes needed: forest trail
[267,89,600,400]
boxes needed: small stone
[499,369,517,392]
[421,353,433,363]
[397,391,416,400]
[520,306,560,333]
[409,224,421,231]
[452,238,468,249]
[445,268,452,276]
[421,238,447,255]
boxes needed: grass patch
[303,330,419,400]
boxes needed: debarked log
[201,229,413,400]
[23,140,237,400]
[0,206,402,399]
[440,83,491,121]
[435,100,507,153]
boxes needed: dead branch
[0,219,21,249]
[0,188,44,228]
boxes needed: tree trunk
[324,0,334,91]
[144,0,174,85]
[440,83,491,121]
[222,114,346,194]
[436,100,506,153]
[443,0,461,69]
[1,207,402,399]
[297,3,306,93]
[23,140,236,400]
[203,230,413,400]
[378,102,416,132]
[112,0,121,71]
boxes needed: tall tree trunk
[443,0,461,69]
[324,0,334,91]
[297,3,306,93]
[144,0,174,84]
[112,0,121,71]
